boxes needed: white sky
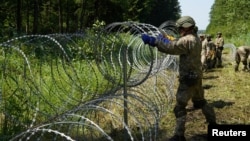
[178,0,215,30]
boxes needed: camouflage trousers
[215,47,223,67]
[173,77,216,136]
[206,58,216,69]
[206,50,216,69]
[201,54,207,71]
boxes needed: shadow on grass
[210,100,235,109]
[202,84,214,89]
[188,133,207,141]
[186,100,234,113]
[202,75,219,79]
[162,134,208,141]
[204,68,224,73]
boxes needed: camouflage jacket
[236,46,250,58]
[155,33,202,78]
[206,40,216,59]
[215,37,224,47]
[201,39,208,56]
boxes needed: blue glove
[157,34,170,44]
[141,34,156,47]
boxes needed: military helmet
[176,16,196,28]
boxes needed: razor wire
[0,21,180,141]
[223,43,237,61]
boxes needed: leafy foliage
[207,0,250,38]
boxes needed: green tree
[146,0,181,26]
[0,0,181,35]
[207,0,250,37]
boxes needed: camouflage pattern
[215,35,224,47]
[200,35,208,71]
[234,46,250,71]
[176,16,196,28]
[214,33,224,67]
[155,32,216,136]
[156,34,203,79]
[206,37,217,69]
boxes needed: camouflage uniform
[155,16,216,141]
[200,34,207,71]
[234,46,250,71]
[205,35,216,69]
[214,32,224,67]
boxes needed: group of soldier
[199,32,224,72]
[199,32,250,72]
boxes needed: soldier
[141,16,216,141]
[206,35,216,69]
[199,34,207,72]
[214,32,224,67]
[234,46,250,72]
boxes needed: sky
[178,0,215,30]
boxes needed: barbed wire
[0,21,235,141]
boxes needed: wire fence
[0,21,235,141]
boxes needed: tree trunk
[25,0,30,34]
[58,0,63,33]
[32,0,39,34]
[16,0,22,34]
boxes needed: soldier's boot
[234,63,239,72]
[242,61,248,71]
[211,58,217,68]
[201,104,216,125]
[193,99,216,124]
[217,59,222,68]
[202,64,208,72]
[169,116,187,141]
[206,60,211,69]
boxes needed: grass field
[157,47,250,141]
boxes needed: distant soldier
[206,34,216,69]
[199,34,207,71]
[234,46,250,72]
[214,32,224,67]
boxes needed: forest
[207,0,250,37]
[1,0,250,40]
[0,0,180,40]
[1,0,250,141]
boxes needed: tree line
[0,0,180,40]
[207,0,250,37]
[1,0,249,41]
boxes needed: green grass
[1,36,250,140]
[157,47,250,141]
